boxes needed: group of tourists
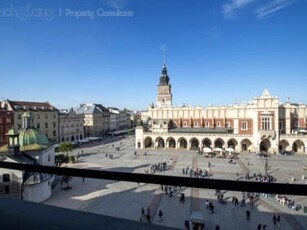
[275,194,301,211]
[161,185,182,197]
[150,161,168,173]
[182,166,209,178]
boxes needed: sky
[1,0,307,110]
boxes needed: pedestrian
[245,210,251,220]
[257,224,262,230]
[184,220,189,230]
[158,209,163,222]
[241,198,245,207]
[205,199,209,210]
[141,206,145,218]
[263,224,268,230]
[146,213,151,223]
[209,202,214,213]
[180,193,185,203]
[273,215,277,226]
[215,224,220,230]
[276,215,281,227]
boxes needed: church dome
[18,128,50,148]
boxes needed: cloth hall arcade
[135,64,307,154]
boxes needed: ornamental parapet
[143,132,252,138]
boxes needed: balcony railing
[0,161,306,196]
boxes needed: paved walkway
[46,136,307,229]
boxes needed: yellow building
[1,100,59,142]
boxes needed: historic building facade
[1,100,59,143]
[0,110,13,146]
[108,108,131,131]
[0,112,55,202]
[76,103,110,137]
[135,64,307,154]
[59,108,84,142]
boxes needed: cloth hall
[135,64,307,154]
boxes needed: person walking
[205,200,209,210]
[273,215,277,226]
[141,206,145,219]
[257,224,262,230]
[209,202,215,213]
[215,224,220,230]
[276,215,281,227]
[245,210,251,220]
[158,209,163,222]
[241,198,245,207]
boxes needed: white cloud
[222,0,256,18]
[256,0,294,18]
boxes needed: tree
[59,142,74,154]
[58,142,74,166]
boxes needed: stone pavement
[46,136,307,229]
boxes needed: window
[217,122,221,127]
[53,122,56,128]
[279,121,284,130]
[194,122,198,127]
[6,118,11,123]
[37,123,40,129]
[205,122,209,127]
[45,123,48,128]
[183,122,187,127]
[226,122,230,128]
[45,114,48,119]
[37,115,40,119]
[241,121,248,130]
[48,155,51,162]
[294,120,299,128]
[261,117,271,130]
[18,124,21,129]
[18,115,21,119]
[160,124,163,128]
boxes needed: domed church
[0,112,55,202]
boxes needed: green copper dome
[19,128,50,148]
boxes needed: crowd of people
[182,166,209,178]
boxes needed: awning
[203,147,212,153]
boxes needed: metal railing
[0,161,306,196]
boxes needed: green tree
[59,142,74,154]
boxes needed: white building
[136,64,307,154]
[0,112,55,202]
[59,108,84,142]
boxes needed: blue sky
[1,0,307,110]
